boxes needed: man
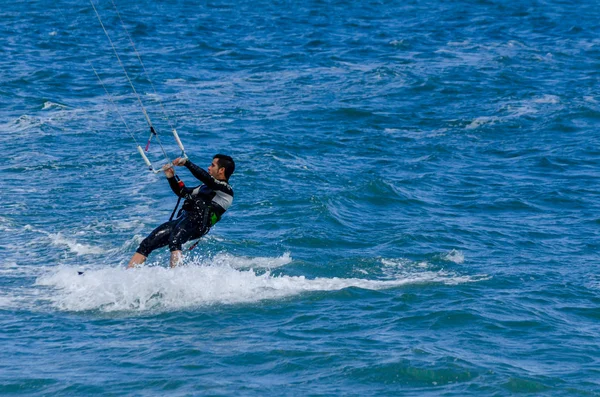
[128,154,235,268]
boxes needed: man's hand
[163,164,175,178]
[173,157,187,166]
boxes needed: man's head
[208,154,235,181]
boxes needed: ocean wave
[442,249,465,264]
[465,116,499,130]
[42,101,68,110]
[47,233,105,256]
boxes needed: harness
[169,193,219,251]
[187,204,218,251]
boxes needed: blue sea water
[1,0,600,395]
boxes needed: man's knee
[168,216,203,252]
[137,236,155,257]
[168,235,184,252]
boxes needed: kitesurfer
[128,154,235,268]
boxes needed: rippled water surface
[1,0,599,395]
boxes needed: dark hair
[214,154,235,180]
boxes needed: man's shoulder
[218,179,233,195]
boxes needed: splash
[206,252,292,269]
[443,249,465,264]
[34,253,487,313]
[48,233,105,255]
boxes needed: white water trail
[34,253,487,313]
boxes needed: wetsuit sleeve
[185,160,229,191]
[167,176,194,199]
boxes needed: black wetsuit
[136,160,234,256]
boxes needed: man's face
[208,158,223,179]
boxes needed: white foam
[1,261,18,269]
[381,258,414,268]
[35,260,487,313]
[0,262,20,276]
[443,249,465,264]
[165,78,187,84]
[42,101,67,110]
[381,258,430,269]
[448,40,470,46]
[0,217,14,232]
[466,116,498,130]
[466,93,563,130]
[532,94,560,104]
[507,40,527,48]
[207,252,292,269]
[48,233,105,255]
[0,295,16,309]
[2,115,42,132]
[587,280,600,290]
[113,219,145,231]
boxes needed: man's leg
[168,215,205,268]
[169,251,183,268]
[127,252,147,268]
[128,220,177,268]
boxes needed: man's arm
[167,176,189,198]
[174,157,230,191]
[185,161,218,186]
[164,164,193,199]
